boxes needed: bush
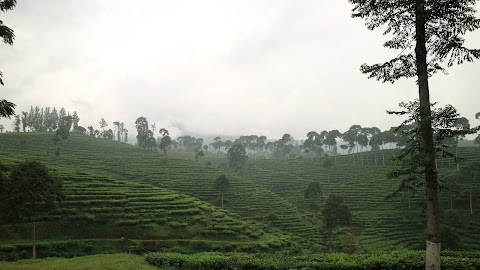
[145,251,480,270]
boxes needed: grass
[0,253,157,270]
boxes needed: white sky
[1,0,480,140]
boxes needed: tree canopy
[0,160,64,259]
[227,143,248,172]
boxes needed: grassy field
[0,253,157,270]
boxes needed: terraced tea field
[2,132,480,254]
[0,133,321,251]
[240,150,480,251]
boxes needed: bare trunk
[470,188,473,215]
[450,193,453,210]
[32,211,36,260]
[416,1,441,269]
[456,147,460,172]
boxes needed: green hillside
[237,148,480,251]
[0,133,321,255]
[2,132,480,258]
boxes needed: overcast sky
[1,0,480,140]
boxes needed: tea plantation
[2,132,480,268]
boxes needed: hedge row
[145,251,480,270]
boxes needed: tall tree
[12,114,20,132]
[159,128,172,154]
[304,182,322,219]
[350,1,480,268]
[227,143,248,173]
[135,117,149,147]
[213,174,230,209]
[194,146,205,161]
[210,136,223,154]
[71,111,80,131]
[98,118,108,136]
[113,121,120,141]
[0,161,64,259]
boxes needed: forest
[1,1,480,270]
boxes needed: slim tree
[213,175,230,209]
[1,161,64,259]
[349,1,480,269]
[304,182,322,219]
[99,118,108,137]
[12,114,20,132]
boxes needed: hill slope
[0,133,323,251]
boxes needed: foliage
[0,160,64,259]
[349,0,480,84]
[159,135,172,154]
[440,224,462,250]
[146,250,480,270]
[323,157,333,170]
[0,161,64,222]
[213,174,230,209]
[303,131,324,157]
[213,175,230,195]
[0,99,16,119]
[195,146,205,161]
[322,194,351,231]
[386,101,479,198]
[227,143,248,172]
[177,136,204,152]
[0,0,17,118]
[304,182,322,200]
[135,117,156,150]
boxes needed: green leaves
[351,0,480,83]
[0,99,16,118]
[0,160,63,221]
[387,101,479,197]
[213,175,230,194]
[227,143,248,173]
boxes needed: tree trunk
[416,1,441,269]
[32,211,36,260]
[450,193,453,210]
[456,147,460,172]
[221,193,224,210]
[470,188,473,215]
